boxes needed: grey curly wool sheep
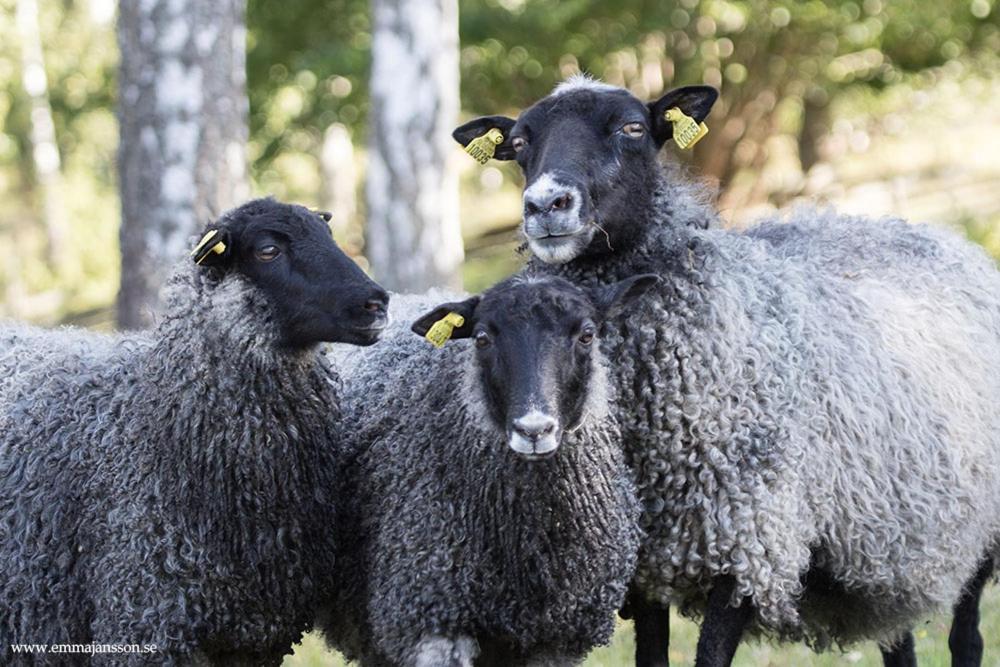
[320,275,655,666]
[548,209,1000,647]
[0,198,389,665]
[453,76,1000,660]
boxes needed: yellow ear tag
[464,128,504,164]
[664,107,709,150]
[425,312,465,348]
[190,230,227,265]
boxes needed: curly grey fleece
[0,261,343,665]
[320,296,641,665]
[525,172,1000,647]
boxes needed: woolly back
[527,207,1000,643]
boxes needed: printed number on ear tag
[464,128,504,164]
[190,230,227,265]
[425,312,465,348]
[664,107,709,150]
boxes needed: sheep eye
[255,245,281,262]
[511,137,528,153]
[474,331,492,349]
[577,329,595,346]
[621,122,645,138]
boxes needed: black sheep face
[453,76,717,264]
[192,198,389,349]
[412,274,657,460]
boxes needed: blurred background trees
[1,0,999,327]
[364,0,463,292]
[116,0,248,328]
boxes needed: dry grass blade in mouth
[590,220,614,251]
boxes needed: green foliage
[246,0,369,189]
[0,0,119,324]
[458,0,1000,109]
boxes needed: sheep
[0,198,390,665]
[452,75,1000,666]
[319,273,660,666]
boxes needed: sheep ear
[411,296,481,345]
[592,274,659,319]
[647,86,719,148]
[452,116,518,161]
[190,228,232,268]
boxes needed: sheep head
[411,273,657,460]
[453,75,717,264]
[191,198,389,349]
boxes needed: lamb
[452,75,1000,666]
[0,198,389,665]
[319,274,658,666]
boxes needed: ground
[285,586,1000,665]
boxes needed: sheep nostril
[524,201,541,216]
[513,414,558,441]
[551,194,572,211]
[363,300,384,313]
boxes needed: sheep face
[193,199,389,348]
[411,274,657,459]
[453,77,717,264]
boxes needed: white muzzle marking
[508,410,560,458]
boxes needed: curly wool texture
[320,296,641,666]
[0,261,344,665]
[525,173,1000,647]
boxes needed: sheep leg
[949,556,994,667]
[879,632,915,667]
[693,575,752,667]
[626,590,670,667]
[413,635,479,667]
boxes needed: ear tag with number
[464,128,504,164]
[664,107,709,150]
[425,312,465,348]
[190,230,227,265]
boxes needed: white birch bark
[116,0,248,329]
[365,0,463,292]
[321,123,358,239]
[16,0,68,267]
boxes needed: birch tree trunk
[116,0,248,330]
[365,0,463,292]
[321,123,359,241]
[16,0,68,268]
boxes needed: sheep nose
[363,290,389,314]
[512,413,557,442]
[524,191,574,216]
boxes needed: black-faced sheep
[0,198,389,665]
[319,274,658,666]
[453,75,1000,666]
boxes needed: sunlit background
[2,0,999,326]
[2,0,1000,663]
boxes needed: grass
[285,587,1000,666]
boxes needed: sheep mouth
[526,229,586,242]
[507,431,561,460]
[526,231,590,264]
[342,323,386,346]
[515,449,559,462]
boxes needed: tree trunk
[799,92,829,174]
[116,0,248,330]
[16,0,68,268]
[365,0,463,293]
[321,122,361,247]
